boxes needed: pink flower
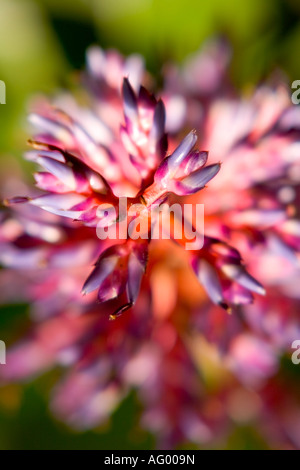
[6,71,255,318]
[0,42,299,449]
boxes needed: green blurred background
[0,0,300,449]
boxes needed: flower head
[1,43,299,449]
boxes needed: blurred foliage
[0,374,155,450]
[1,0,300,154]
[0,0,300,450]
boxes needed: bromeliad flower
[3,43,298,449]
[5,73,260,318]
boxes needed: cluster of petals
[0,41,299,448]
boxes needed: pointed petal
[126,241,148,304]
[223,282,254,305]
[178,150,208,177]
[221,264,266,295]
[127,252,145,304]
[122,78,138,124]
[30,193,86,210]
[210,241,242,261]
[194,259,225,307]
[149,99,166,144]
[28,114,73,146]
[168,130,197,168]
[98,276,126,302]
[29,193,87,218]
[138,86,156,132]
[36,156,77,190]
[173,163,220,195]
[138,86,156,110]
[34,172,70,193]
[82,256,119,295]
[154,130,197,183]
[97,265,128,302]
